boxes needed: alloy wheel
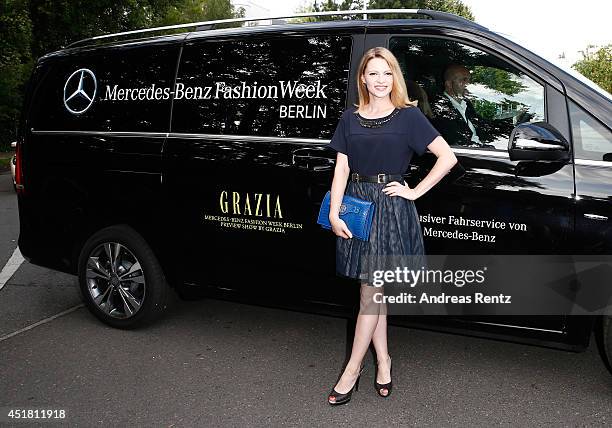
[85,242,146,319]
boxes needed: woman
[326,47,457,405]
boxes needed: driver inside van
[431,63,522,148]
[432,64,485,146]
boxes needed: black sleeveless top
[328,106,440,175]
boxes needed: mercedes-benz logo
[63,68,97,114]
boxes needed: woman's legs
[371,284,388,358]
[371,286,391,396]
[330,283,385,395]
[371,312,392,396]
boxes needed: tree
[293,0,357,22]
[471,66,526,97]
[572,44,612,95]
[295,0,474,21]
[28,0,244,60]
[0,0,33,151]
[0,0,243,151]
[367,0,474,20]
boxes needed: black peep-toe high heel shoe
[375,356,393,398]
[327,366,365,406]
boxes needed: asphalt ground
[0,172,611,427]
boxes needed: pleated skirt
[335,180,425,285]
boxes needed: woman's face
[361,57,394,100]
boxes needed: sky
[233,0,612,67]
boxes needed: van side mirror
[508,122,570,162]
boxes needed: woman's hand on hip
[382,181,419,200]
[330,217,353,239]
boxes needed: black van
[15,10,612,370]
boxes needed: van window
[172,34,352,138]
[30,45,178,132]
[389,37,545,150]
[569,100,612,162]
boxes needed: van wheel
[77,225,169,329]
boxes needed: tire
[77,224,169,329]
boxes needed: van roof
[62,8,488,50]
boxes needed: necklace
[356,108,400,128]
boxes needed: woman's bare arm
[329,152,353,239]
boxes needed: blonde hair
[355,47,417,111]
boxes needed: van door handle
[88,137,115,152]
[291,148,335,171]
[292,155,335,171]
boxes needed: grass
[0,158,11,171]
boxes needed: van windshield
[493,31,611,102]
[553,63,612,101]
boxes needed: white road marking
[0,246,25,291]
[0,304,84,342]
[0,246,84,342]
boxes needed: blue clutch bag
[316,191,375,241]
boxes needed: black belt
[350,173,404,183]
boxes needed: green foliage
[471,66,526,96]
[293,0,357,22]
[472,98,498,120]
[27,0,244,59]
[157,0,245,29]
[367,0,474,20]
[0,0,33,151]
[572,44,612,95]
[0,0,241,151]
[295,0,474,20]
